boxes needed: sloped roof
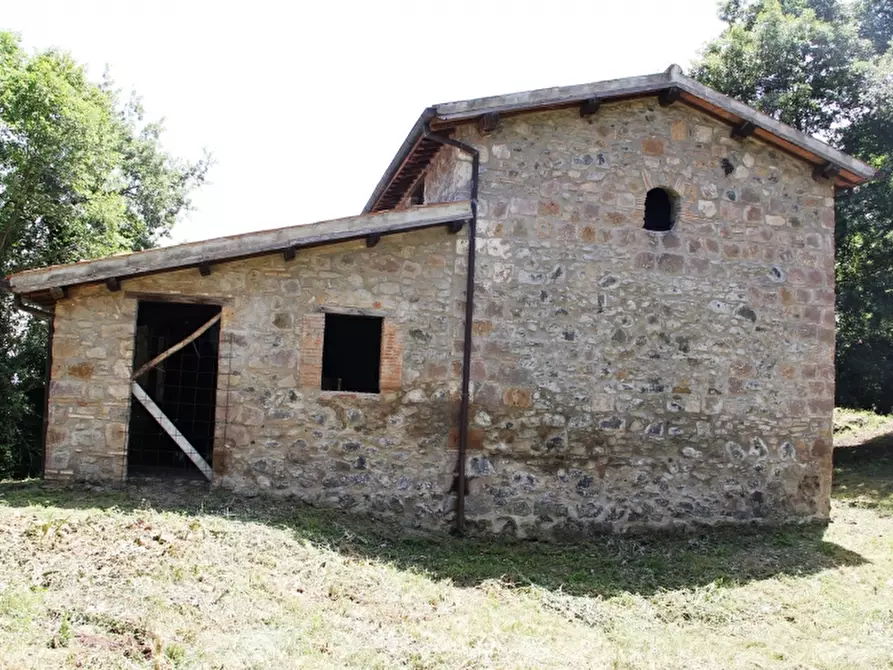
[5,201,472,303]
[364,64,876,212]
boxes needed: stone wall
[43,96,837,538]
[45,289,136,481]
[446,99,836,536]
[45,228,468,529]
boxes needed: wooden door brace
[131,312,221,380]
[131,382,213,480]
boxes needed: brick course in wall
[298,313,325,389]
[41,97,838,538]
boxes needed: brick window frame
[299,310,402,393]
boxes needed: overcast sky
[1,0,724,243]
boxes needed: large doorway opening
[127,300,222,479]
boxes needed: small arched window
[643,187,677,232]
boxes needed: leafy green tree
[697,0,872,135]
[692,0,893,411]
[857,0,893,52]
[0,32,209,477]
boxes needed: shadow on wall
[0,479,866,599]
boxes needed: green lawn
[1,418,892,669]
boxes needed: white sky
[1,0,724,244]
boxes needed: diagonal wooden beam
[131,382,212,480]
[131,312,221,380]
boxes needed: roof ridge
[364,66,875,212]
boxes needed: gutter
[423,128,479,536]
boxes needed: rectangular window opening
[321,313,383,393]
[127,300,221,479]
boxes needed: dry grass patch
[1,427,892,668]
[834,408,893,517]
[834,407,893,447]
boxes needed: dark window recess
[321,313,383,393]
[643,187,677,232]
[410,180,425,206]
[128,300,221,479]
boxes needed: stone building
[4,65,876,537]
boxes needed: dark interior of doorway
[127,300,221,479]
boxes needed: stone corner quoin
[40,95,837,539]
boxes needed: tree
[0,32,209,477]
[692,0,893,412]
[857,0,893,53]
[696,0,872,135]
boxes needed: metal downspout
[423,128,479,536]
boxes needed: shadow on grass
[0,479,867,598]
[834,432,893,515]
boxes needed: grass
[834,407,893,447]
[834,408,893,516]
[0,416,891,668]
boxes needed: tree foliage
[0,32,208,477]
[699,0,872,135]
[692,0,893,411]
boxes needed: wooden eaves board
[7,200,473,296]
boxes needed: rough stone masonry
[35,93,838,539]
[420,99,837,537]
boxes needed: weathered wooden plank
[435,72,670,120]
[131,382,213,480]
[8,201,473,294]
[132,312,221,380]
[123,291,233,305]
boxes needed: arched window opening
[643,187,677,232]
